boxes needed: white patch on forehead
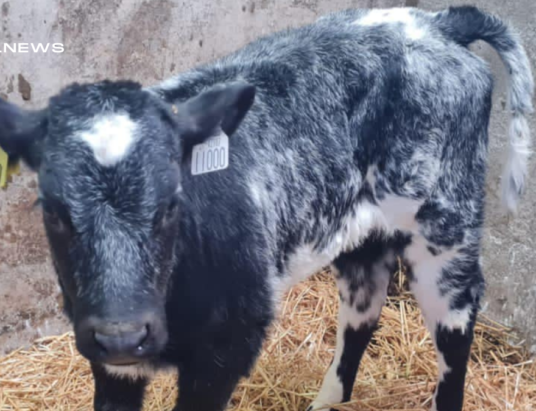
[78,113,138,166]
[354,8,425,40]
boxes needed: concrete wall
[0,0,534,354]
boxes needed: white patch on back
[354,8,425,41]
[78,113,138,166]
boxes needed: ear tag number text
[191,133,229,176]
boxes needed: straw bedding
[1,268,534,411]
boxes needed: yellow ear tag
[0,147,21,189]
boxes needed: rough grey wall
[0,0,534,354]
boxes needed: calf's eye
[154,198,180,231]
[45,210,65,231]
[164,199,179,223]
[41,204,71,234]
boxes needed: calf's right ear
[177,81,256,148]
[0,98,48,171]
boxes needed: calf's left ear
[177,81,255,146]
[0,98,48,171]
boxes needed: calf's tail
[435,6,534,213]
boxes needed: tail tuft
[501,115,531,213]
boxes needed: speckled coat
[0,6,532,411]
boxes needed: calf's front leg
[91,363,148,411]
[173,324,266,411]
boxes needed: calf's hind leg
[407,236,484,411]
[309,234,404,411]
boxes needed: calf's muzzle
[76,310,167,366]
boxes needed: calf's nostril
[93,331,108,353]
[137,324,149,347]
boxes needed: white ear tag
[191,132,229,176]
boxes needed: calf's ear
[0,98,48,171]
[177,81,255,147]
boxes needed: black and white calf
[0,6,533,411]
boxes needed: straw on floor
[1,268,535,411]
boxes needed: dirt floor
[1,271,534,411]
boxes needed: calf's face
[0,80,255,366]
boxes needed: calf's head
[0,80,255,366]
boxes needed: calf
[0,6,533,411]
